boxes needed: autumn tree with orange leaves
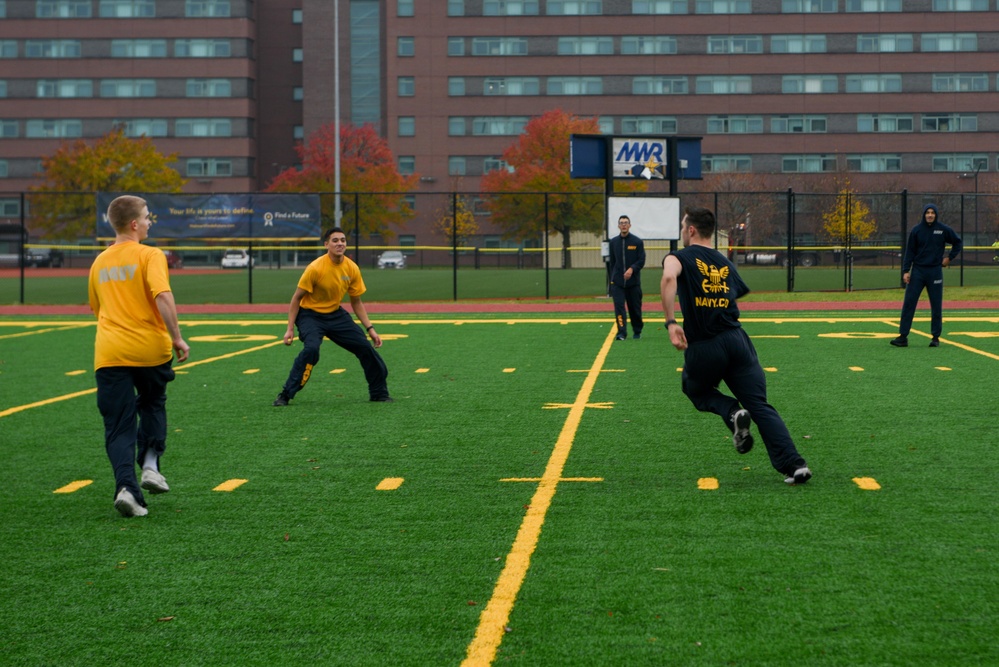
[267,123,417,239]
[481,109,645,267]
[30,128,185,239]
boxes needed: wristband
[366,325,374,331]
[666,319,678,327]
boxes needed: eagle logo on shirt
[696,258,729,294]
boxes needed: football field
[1,311,996,665]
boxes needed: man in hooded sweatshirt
[891,204,962,348]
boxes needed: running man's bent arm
[660,256,687,351]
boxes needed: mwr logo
[612,139,666,179]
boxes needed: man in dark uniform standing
[660,206,811,485]
[891,203,962,348]
[608,215,646,340]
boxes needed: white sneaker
[140,468,170,494]
[731,409,754,454]
[114,488,148,517]
[784,467,813,485]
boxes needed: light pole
[959,163,983,262]
[334,0,342,227]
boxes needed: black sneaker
[615,334,626,341]
[784,466,813,485]
[929,337,940,347]
[633,333,642,340]
[890,336,908,347]
[370,396,394,402]
[731,408,754,454]
[273,393,290,406]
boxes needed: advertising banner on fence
[96,193,322,240]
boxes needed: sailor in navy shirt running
[660,206,811,485]
[891,204,962,348]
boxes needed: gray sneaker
[784,467,813,485]
[140,468,170,494]
[731,408,754,454]
[114,488,148,517]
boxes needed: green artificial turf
[0,313,996,665]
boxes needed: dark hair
[684,206,716,238]
[322,227,346,243]
[618,215,631,224]
[107,195,147,233]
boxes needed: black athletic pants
[680,327,806,476]
[610,283,643,337]
[898,265,944,338]
[96,362,175,505]
[281,307,389,401]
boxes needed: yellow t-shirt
[298,254,366,313]
[88,241,173,370]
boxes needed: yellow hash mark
[65,370,87,376]
[242,369,260,374]
[852,477,881,491]
[849,366,864,372]
[935,367,952,371]
[54,480,93,494]
[213,479,248,492]
[697,477,719,490]
[764,367,778,372]
[503,368,516,373]
[415,368,430,373]
[376,477,405,491]
[330,368,346,374]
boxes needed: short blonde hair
[107,195,147,233]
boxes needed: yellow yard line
[462,326,617,667]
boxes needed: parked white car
[377,250,406,269]
[220,249,253,269]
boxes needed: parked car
[220,248,253,269]
[163,250,183,269]
[23,247,64,268]
[377,250,406,269]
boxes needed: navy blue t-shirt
[670,244,750,344]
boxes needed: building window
[771,35,826,53]
[633,0,688,13]
[932,154,988,172]
[0,80,5,97]
[548,77,603,95]
[845,74,902,93]
[484,77,539,95]
[100,0,156,17]
[782,155,836,172]
[696,76,751,94]
[100,79,156,97]
[398,117,415,136]
[484,158,514,173]
[847,155,902,172]
[633,76,688,94]
[398,76,415,96]
[397,0,414,16]
[857,114,913,132]
[292,48,303,62]
[695,0,751,13]
[771,115,827,132]
[176,118,232,137]
[293,126,304,140]
[472,117,529,135]
[781,0,836,11]
[398,156,415,175]
[708,35,762,54]
[471,37,528,56]
[26,119,82,138]
[0,40,16,58]
[707,116,763,133]
[448,77,465,96]
[932,0,987,8]
[558,36,613,55]
[922,33,977,51]
[484,0,539,14]
[36,1,91,18]
[37,79,93,97]
[702,155,752,173]
[547,1,602,14]
[782,75,837,93]
[447,37,464,56]
[857,34,913,52]
[293,87,303,101]
[111,39,167,57]
[448,117,466,136]
[621,116,677,133]
[186,79,232,97]
[0,120,19,137]
[25,40,81,57]
[0,1,6,18]
[922,114,977,131]
[184,0,232,18]
[175,39,231,57]
[845,0,901,10]
[932,73,987,92]
[621,36,677,54]
[397,37,414,57]
[187,159,232,177]
[292,8,302,22]
[118,119,167,137]
[448,156,466,176]
[448,0,464,16]
[0,160,7,178]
